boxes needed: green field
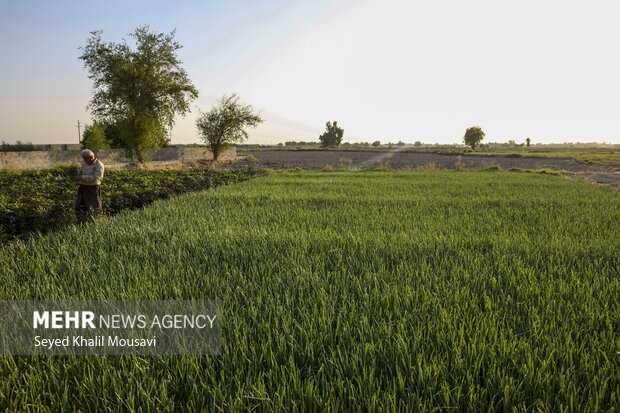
[452,149,620,167]
[0,166,250,243]
[1,170,618,411]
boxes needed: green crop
[0,170,618,411]
[0,166,250,244]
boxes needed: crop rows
[0,170,618,411]
[0,165,251,244]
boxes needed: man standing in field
[73,149,104,222]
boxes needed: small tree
[196,94,263,161]
[372,140,381,147]
[526,137,531,148]
[319,121,344,148]
[463,126,485,150]
[81,122,111,150]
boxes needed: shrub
[455,155,466,170]
[416,162,440,171]
[481,160,501,170]
[339,157,353,170]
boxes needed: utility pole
[76,120,82,144]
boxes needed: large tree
[79,26,198,161]
[319,121,344,148]
[196,94,263,161]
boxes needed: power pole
[76,120,82,144]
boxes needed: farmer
[73,149,105,222]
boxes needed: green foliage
[118,116,171,161]
[79,26,198,161]
[0,140,46,152]
[464,125,485,150]
[372,140,381,147]
[0,171,618,410]
[526,137,531,147]
[97,121,170,157]
[319,121,344,147]
[0,167,249,243]
[441,146,620,167]
[81,122,111,150]
[195,94,263,161]
[284,141,320,147]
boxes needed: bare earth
[218,150,620,187]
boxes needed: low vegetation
[0,165,250,244]
[454,148,620,167]
[234,143,619,167]
[0,170,617,410]
[0,140,50,152]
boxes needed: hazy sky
[1,0,619,145]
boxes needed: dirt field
[221,150,620,187]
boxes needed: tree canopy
[81,122,111,150]
[319,121,344,148]
[196,94,263,161]
[79,26,198,161]
[463,126,485,150]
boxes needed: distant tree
[79,26,198,161]
[526,137,531,148]
[285,141,321,146]
[319,121,344,148]
[414,141,422,147]
[196,94,263,161]
[372,140,381,147]
[81,122,111,150]
[1,140,39,152]
[397,140,406,146]
[463,126,485,150]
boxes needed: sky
[1,0,619,145]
